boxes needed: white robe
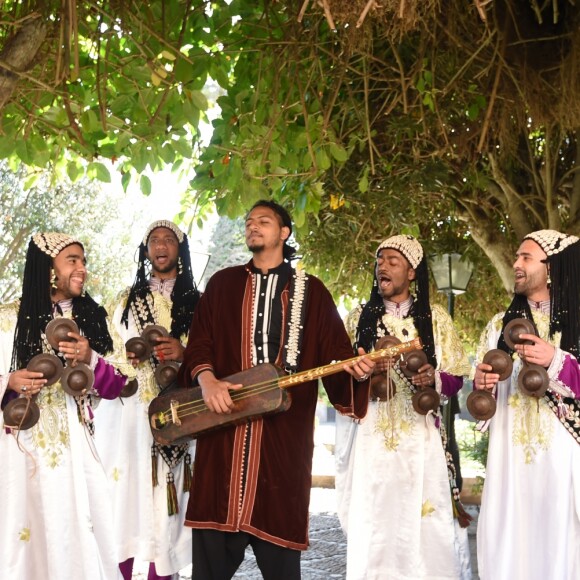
[476,310,580,580]
[337,304,472,580]
[93,290,193,576]
[0,303,122,580]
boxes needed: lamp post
[191,250,212,286]
[429,253,474,319]
[428,252,473,493]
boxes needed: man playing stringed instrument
[336,234,472,579]
[177,200,375,579]
[473,230,580,580]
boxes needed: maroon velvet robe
[177,262,369,549]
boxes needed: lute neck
[278,337,422,389]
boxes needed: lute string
[153,338,422,426]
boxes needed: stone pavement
[232,489,479,579]
[134,419,480,578]
[135,488,479,579]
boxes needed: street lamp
[429,253,474,319]
[428,252,474,493]
[191,250,211,286]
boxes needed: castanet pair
[370,335,439,415]
[467,318,549,421]
[3,317,95,430]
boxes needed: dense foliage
[1,1,578,342]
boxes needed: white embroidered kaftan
[94,288,193,576]
[476,309,580,580]
[336,303,472,580]
[0,302,132,580]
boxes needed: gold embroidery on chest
[374,316,418,450]
[137,291,173,405]
[31,383,70,468]
[509,392,553,463]
[138,369,160,405]
[374,378,417,451]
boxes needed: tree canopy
[0,161,139,306]
[1,1,579,340]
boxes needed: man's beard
[247,242,265,254]
[153,258,178,274]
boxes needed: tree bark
[0,18,48,110]
[468,219,515,294]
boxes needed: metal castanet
[61,362,95,397]
[125,336,150,363]
[125,324,170,364]
[399,348,439,415]
[149,363,290,445]
[3,396,40,430]
[142,324,169,347]
[503,318,535,350]
[120,378,139,398]
[3,353,65,430]
[467,349,513,421]
[27,353,63,386]
[370,336,401,401]
[467,318,550,422]
[45,318,79,350]
[518,363,549,397]
[504,318,549,398]
[155,361,180,388]
[149,337,423,445]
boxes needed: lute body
[149,337,422,445]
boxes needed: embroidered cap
[31,233,83,258]
[142,220,185,245]
[376,235,424,269]
[523,229,579,256]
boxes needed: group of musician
[0,200,579,580]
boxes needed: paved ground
[135,488,479,579]
[134,419,480,579]
[232,489,479,579]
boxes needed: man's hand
[59,331,92,364]
[153,336,185,363]
[373,357,396,374]
[126,349,141,367]
[412,363,436,388]
[8,369,47,396]
[514,334,555,368]
[343,347,376,382]
[474,362,499,391]
[198,370,243,414]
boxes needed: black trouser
[192,529,301,580]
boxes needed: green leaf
[15,140,34,165]
[315,148,331,171]
[87,162,111,183]
[23,173,40,190]
[0,138,14,159]
[190,90,208,111]
[67,161,81,182]
[81,110,100,133]
[358,173,369,193]
[140,174,152,196]
[329,143,348,163]
[466,104,480,121]
[174,57,195,84]
[121,171,131,192]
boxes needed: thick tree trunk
[469,221,515,294]
[0,18,48,110]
